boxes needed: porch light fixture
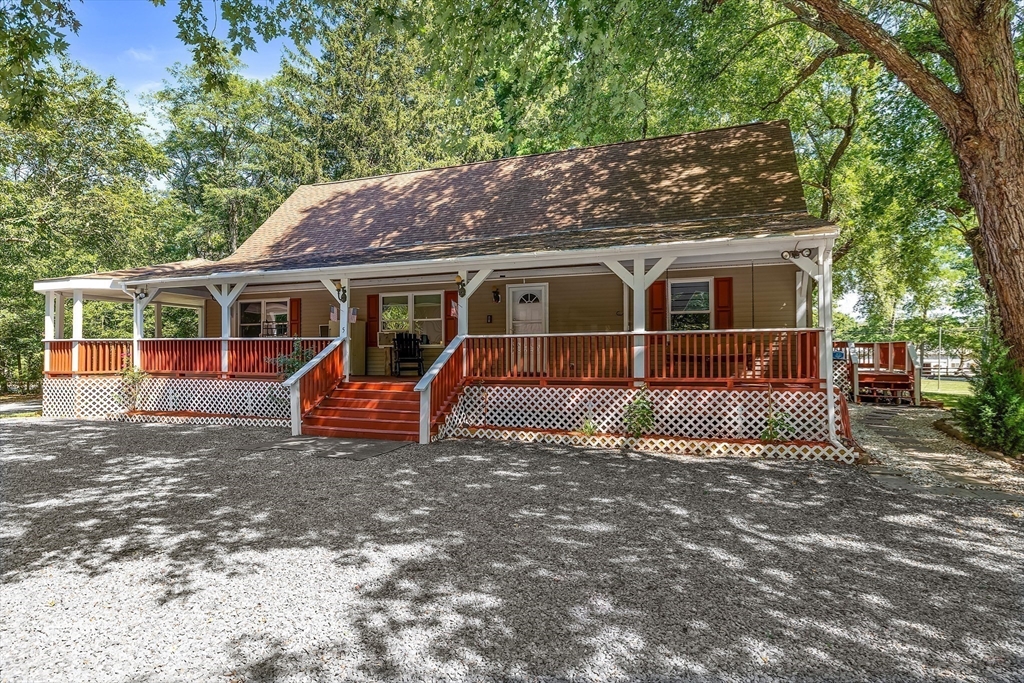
[338,284,348,304]
[455,274,466,297]
[492,287,501,303]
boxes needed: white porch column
[632,257,646,379]
[457,269,493,337]
[154,303,163,338]
[795,271,810,328]
[207,283,247,374]
[54,293,65,339]
[198,301,207,338]
[817,247,837,440]
[321,277,350,380]
[43,292,55,373]
[131,289,160,369]
[71,290,83,373]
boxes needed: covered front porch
[35,237,853,460]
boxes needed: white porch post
[321,277,350,380]
[632,257,646,380]
[198,301,207,338]
[457,269,493,337]
[603,256,673,381]
[71,290,83,374]
[43,292,55,373]
[55,293,65,339]
[154,303,163,338]
[817,247,837,441]
[207,283,247,375]
[796,271,810,328]
[131,289,160,369]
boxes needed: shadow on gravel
[2,419,1022,681]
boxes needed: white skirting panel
[436,384,855,463]
[43,376,289,428]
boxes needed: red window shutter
[288,298,302,336]
[366,294,379,348]
[443,290,459,343]
[647,280,667,331]
[714,277,734,329]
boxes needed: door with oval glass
[507,284,548,375]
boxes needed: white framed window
[668,278,713,331]
[378,292,444,346]
[238,300,289,337]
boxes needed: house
[34,120,856,461]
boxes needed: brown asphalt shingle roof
[47,121,833,284]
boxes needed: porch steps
[301,380,420,441]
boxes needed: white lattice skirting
[43,376,289,428]
[437,384,855,463]
[833,358,852,398]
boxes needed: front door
[507,285,548,375]
[507,285,548,334]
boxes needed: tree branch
[762,46,848,111]
[783,0,972,129]
[707,18,802,82]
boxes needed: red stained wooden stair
[301,379,420,441]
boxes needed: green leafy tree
[276,2,503,182]
[958,334,1024,456]
[152,59,299,257]
[0,60,176,389]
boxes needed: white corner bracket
[782,248,821,281]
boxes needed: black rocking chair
[391,332,424,376]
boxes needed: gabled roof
[43,120,833,285]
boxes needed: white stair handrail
[282,338,345,435]
[415,335,466,444]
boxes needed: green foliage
[266,338,315,378]
[760,390,794,442]
[957,336,1024,456]
[623,383,655,438]
[119,361,148,412]
[579,418,597,437]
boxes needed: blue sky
[64,1,289,113]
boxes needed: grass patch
[0,411,41,419]
[922,378,972,410]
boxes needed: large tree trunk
[933,0,1024,366]
[954,139,1024,365]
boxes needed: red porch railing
[46,337,335,378]
[836,341,911,372]
[78,340,133,374]
[228,338,331,377]
[46,341,73,375]
[646,330,819,384]
[464,334,633,381]
[140,339,222,375]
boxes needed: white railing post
[71,289,83,374]
[43,291,55,373]
[849,343,860,403]
[908,342,922,406]
[419,384,431,444]
[289,382,302,436]
[632,257,646,380]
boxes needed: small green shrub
[623,383,655,438]
[579,418,597,437]
[267,339,315,378]
[760,388,794,442]
[957,336,1024,456]
[119,356,148,412]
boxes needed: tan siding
[661,264,798,329]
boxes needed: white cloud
[125,47,156,62]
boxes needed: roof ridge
[303,119,791,189]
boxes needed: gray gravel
[2,418,1023,682]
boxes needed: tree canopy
[1,0,1018,389]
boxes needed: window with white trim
[669,279,712,331]
[238,300,289,337]
[379,292,443,346]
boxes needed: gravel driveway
[2,419,1023,682]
